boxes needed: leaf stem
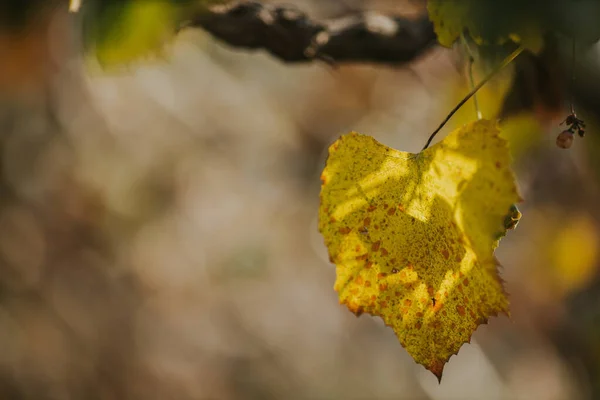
[461,34,482,120]
[421,46,524,151]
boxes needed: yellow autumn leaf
[319,120,521,380]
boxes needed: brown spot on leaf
[363,217,371,226]
[380,248,389,256]
[355,254,368,261]
[416,312,424,318]
[415,322,422,330]
[441,249,449,260]
[404,299,412,307]
[364,280,372,288]
[365,261,373,269]
[368,205,377,212]
[495,161,502,169]
[429,320,441,329]
[383,204,389,209]
[355,276,364,285]
[372,241,381,251]
[463,278,469,286]
[339,227,351,234]
[377,272,388,279]
[387,207,396,216]
[397,204,405,212]
[379,283,388,291]
[456,305,466,317]
[329,217,336,223]
[380,301,388,308]
[427,286,434,297]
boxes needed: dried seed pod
[556,130,574,149]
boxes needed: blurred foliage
[81,0,230,66]
[0,0,599,398]
[441,65,546,160]
[0,0,61,31]
[519,208,599,301]
[0,0,225,68]
[428,0,600,52]
[81,0,179,66]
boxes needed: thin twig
[570,38,576,115]
[421,46,524,151]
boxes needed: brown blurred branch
[180,1,437,65]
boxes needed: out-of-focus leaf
[82,0,229,67]
[499,114,544,159]
[319,120,521,380]
[83,0,178,67]
[428,0,600,52]
[516,209,599,302]
[440,63,545,160]
[427,0,544,52]
[551,215,599,294]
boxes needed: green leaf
[83,0,178,67]
[428,0,600,52]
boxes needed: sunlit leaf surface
[319,120,521,380]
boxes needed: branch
[180,1,437,65]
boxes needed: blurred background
[0,0,600,399]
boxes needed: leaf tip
[428,360,445,383]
